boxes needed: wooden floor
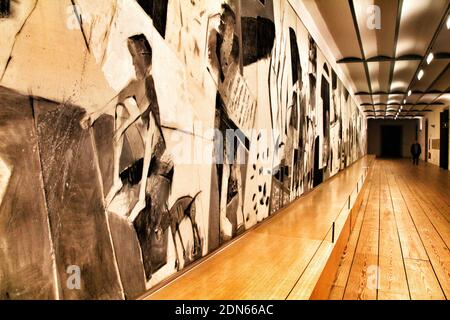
[144,156,372,300]
[330,159,450,300]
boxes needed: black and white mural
[0,0,366,299]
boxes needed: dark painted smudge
[241,16,275,66]
[136,0,168,38]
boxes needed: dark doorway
[440,109,449,170]
[380,125,402,158]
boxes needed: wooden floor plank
[404,259,446,300]
[329,285,345,300]
[378,256,409,298]
[377,290,410,300]
[378,169,410,299]
[396,226,430,261]
[409,183,450,223]
[342,253,378,300]
[389,198,429,260]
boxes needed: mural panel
[0,0,366,299]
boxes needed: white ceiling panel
[390,60,420,92]
[368,61,391,92]
[354,0,398,58]
[342,62,370,93]
[396,0,448,57]
[417,93,443,104]
[429,64,450,91]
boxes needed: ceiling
[301,0,450,119]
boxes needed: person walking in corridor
[410,140,421,165]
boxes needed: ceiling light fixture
[426,53,434,64]
[417,69,424,80]
[403,99,406,104]
[447,15,450,29]
[408,90,412,96]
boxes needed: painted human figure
[208,4,245,240]
[287,28,305,198]
[80,34,203,277]
[304,35,317,191]
[220,134,246,240]
[208,3,240,85]
[81,34,162,224]
[329,73,341,175]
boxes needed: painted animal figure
[158,191,202,270]
[131,155,202,277]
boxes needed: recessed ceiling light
[408,90,412,96]
[426,53,434,64]
[447,15,450,29]
[417,69,424,80]
[403,99,406,104]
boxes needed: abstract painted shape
[241,16,275,66]
[0,0,9,18]
[0,156,11,206]
[136,0,168,38]
[0,87,57,299]
[35,101,124,299]
[0,0,38,80]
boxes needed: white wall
[418,106,450,169]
